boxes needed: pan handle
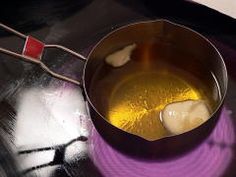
[0,23,86,86]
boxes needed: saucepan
[0,20,228,159]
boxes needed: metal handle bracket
[0,23,86,86]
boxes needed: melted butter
[90,42,218,141]
[107,71,202,141]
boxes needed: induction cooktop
[0,1,236,177]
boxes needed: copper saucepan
[0,20,228,159]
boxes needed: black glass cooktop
[0,1,236,177]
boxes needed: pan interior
[89,40,220,141]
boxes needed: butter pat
[161,100,210,135]
[105,44,136,67]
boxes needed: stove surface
[0,0,236,177]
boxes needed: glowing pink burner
[89,108,235,177]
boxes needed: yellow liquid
[89,42,217,141]
[107,70,203,141]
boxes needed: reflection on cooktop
[14,86,91,176]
